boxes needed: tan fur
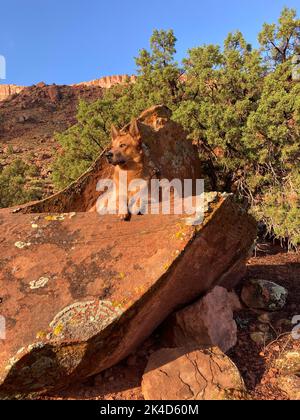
[90,119,150,220]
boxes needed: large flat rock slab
[0,194,256,397]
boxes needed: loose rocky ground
[41,242,300,401]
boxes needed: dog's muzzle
[106,151,126,166]
[105,151,113,163]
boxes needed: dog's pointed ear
[129,119,141,141]
[111,124,120,140]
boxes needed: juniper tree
[52,98,121,189]
[259,7,300,68]
[134,29,183,108]
[173,31,265,190]
[242,61,300,248]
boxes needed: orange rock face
[0,84,24,101]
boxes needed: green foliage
[134,29,183,108]
[242,61,300,247]
[0,159,43,208]
[253,169,300,249]
[258,7,300,67]
[173,31,265,189]
[51,8,300,247]
[243,62,299,184]
[52,98,119,189]
[6,145,14,155]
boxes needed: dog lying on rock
[90,119,156,220]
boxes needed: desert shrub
[253,170,300,249]
[0,159,43,208]
[6,145,14,155]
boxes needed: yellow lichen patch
[36,331,47,340]
[176,221,187,230]
[174,231,186,240]
[134,285,146,295]
[111,301,123,309]
[119,298,128,307]
[163,262,171,271]
[173,220,192,241]
[44,215,65,222]
[53,323,64,337]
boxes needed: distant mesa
[72,74,137,89]
[0,84,24,101]
[0,74,137,102]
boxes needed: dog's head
[106,119,143,167]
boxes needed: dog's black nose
[106,151,113,159]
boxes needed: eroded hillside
[0,76,134,197]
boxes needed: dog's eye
[120,144,127,148]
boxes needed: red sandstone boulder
[228,291,243,311]
[0,194,256,398]
[163,286,239,353]
[141,347,246,400]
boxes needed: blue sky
[0,0,299,86]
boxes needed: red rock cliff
[0,84,24,101]
[72,74,137,89]
[0,75,136,102]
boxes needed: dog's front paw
[118,213,131,222]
